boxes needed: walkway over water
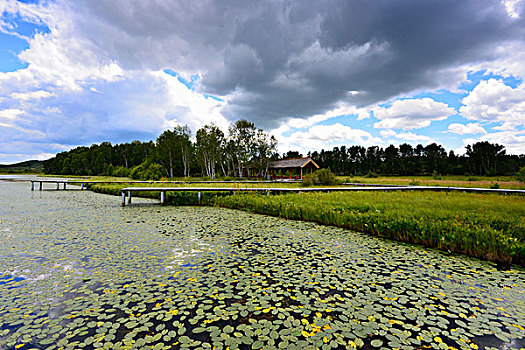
[119,185,525,206]
[29,179,301,191]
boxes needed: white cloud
[1,0,525,162]
[279,103,370,130]
[461,130,525,154]
[380,129,435,144]
[373,98,456,130]
[502,0,524,18]
[0,108,24,121]
[447,123,487,135]
[10,90,53,100]
[274,123,383,154]
[459,79,525,130]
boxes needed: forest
[43,119,525,179]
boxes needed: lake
[0,180,524,349]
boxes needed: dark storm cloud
[59,0,525,127]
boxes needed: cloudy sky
[1,0,525,163]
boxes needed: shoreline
[87,182,525,269]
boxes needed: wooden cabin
[269,157,319,179]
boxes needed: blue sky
[1,0,525,163]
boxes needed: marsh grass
[91,182,525,267]
[342,175,524,189]
[214,191,525,267]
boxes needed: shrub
[315,168,338,185]
[365,171,378,178]
[432,170,442,180]
[490,183,500,189]
[301,169,339,186]
[301,174,314,187]
[516,166,525,183]
[113,166,130,178]
[105,164,114,176]
[130,161,164,180]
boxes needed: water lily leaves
[371,339,383,347]
[1,183,525,350]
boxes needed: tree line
[43,119,277,180]
[44,120,524,179]
[305,141,524,177]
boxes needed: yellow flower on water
[323,336,329,343]
[434,337,443,343]
[301,330,310,337]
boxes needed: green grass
[340,175,525,189]
[56,173,525,190]
[213,191,525,267]
[90,181,525,267]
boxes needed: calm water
[0,181,523,350]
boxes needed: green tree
[195,124,225,179]
[466,141,506,175]
[174,125,193,177]
[156,130,178,178]
[228,119,257,177]
[251,128,277,178]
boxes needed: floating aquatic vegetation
[0,182,524,349]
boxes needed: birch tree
[195,124,224,179]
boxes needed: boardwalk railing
[119,185,525,206]
[27,179,525,206]
[29,179,300,191]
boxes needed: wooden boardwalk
[27,179,525,206]
[29,179,299,191]
[119,185,525,206]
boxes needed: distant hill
[0,160,44,173]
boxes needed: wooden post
[57,182,60,190]
[160,191,166,206]
[300,167,303,179]
[310,167,313,175]
[289,169,292,179]
[63,183,66,190]
[121,192,126,207]
[31,182,34,191]
[39,182,42,191]
[198,191,202,204]
[81,182,84,190]
[127,191,132,204]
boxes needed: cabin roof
[270,157,320,169]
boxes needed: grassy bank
[215,191,525,268]
[339,175,525,189]
[90,182,525,267]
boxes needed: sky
[1,0,525,164]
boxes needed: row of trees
[305,141,524,176]
[44,120,524,179]
[43,120,278,179]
